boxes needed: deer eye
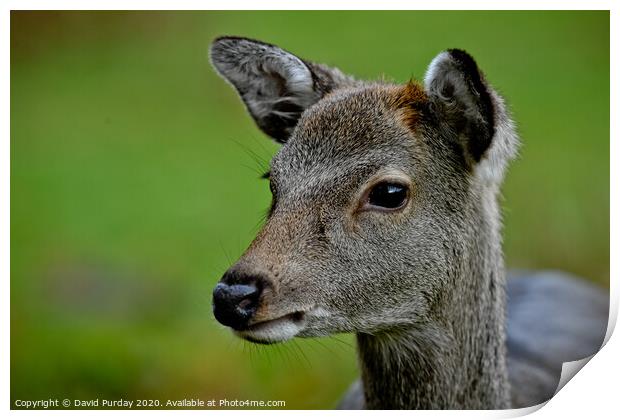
[366,182,409,210]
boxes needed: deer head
[210,37,519,345]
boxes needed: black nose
[212,272,264,330]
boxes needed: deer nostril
[212,280,262,330]
[237,298,254,310]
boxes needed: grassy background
[11,11,609,408]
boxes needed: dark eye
[367,182,409,210]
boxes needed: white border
[3,3,616,420]
[0,1,615,10]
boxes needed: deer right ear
[210,36,352,143]
[424,49,496,164]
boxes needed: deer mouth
[233,311,306,344]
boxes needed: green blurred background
[11,11,609,409]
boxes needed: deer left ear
[210,36,353,143]
[424,49,495,163]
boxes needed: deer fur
[209,36,608,409]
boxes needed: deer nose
[212,272,264,330]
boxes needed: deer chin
[233,311,307,344]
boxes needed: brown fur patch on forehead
[388,81,428,131]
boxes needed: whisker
[291,340,312,370]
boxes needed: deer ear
[424,49,495,163]
[210,36,352,143]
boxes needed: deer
[208,36,609,409]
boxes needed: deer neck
[356,204,510,409]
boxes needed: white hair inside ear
[476,90,520,188]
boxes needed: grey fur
[209,37,608,409]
